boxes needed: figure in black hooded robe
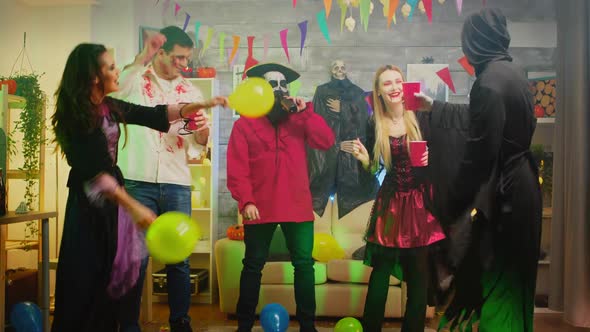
[416,8,542,332]
[308,60,379,219]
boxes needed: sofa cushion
[326,259,400,285]
[331,199,375,257]
[261,261,327,285]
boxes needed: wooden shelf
[537,117,555,124]
[193,240,211,253]
[4,239,39,251]
[539,260,551,265]
[7,94,26,109]
[543,207,552,218]
[192,207,211,212]
[189,164,211,168]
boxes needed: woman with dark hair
[50,43,226,331]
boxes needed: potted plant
[1,72,46,244]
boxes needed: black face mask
[266,90,290,126]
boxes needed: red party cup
[409,141,427,167]
[402,82,421,111]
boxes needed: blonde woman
[345,65,445,332]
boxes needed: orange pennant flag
[324,0,333,17]
[387,0,399,28]
[458,55,475,76]
[229,35,240,65]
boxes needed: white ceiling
[17,0,97,6]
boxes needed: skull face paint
[263,71,288,93]
[331,60,347,80]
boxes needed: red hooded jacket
[227,103,335,224]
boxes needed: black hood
[461,8,512,76]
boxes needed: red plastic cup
[186,116,199,131]
[402,82,421,111]
[409,141,427,167]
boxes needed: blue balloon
[260,303,289,332]
[9,301,42,332]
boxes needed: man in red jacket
[227,63,335,332]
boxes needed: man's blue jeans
[118,180,192,331]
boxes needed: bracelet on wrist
[179,103,190,119]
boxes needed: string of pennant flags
[154,0,481,88]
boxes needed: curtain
[549,0,590,327]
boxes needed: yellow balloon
[146,212,200,264]
[312,233,345,262]
[229,77,275,118]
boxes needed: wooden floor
[141,303,590,332]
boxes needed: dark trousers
[236,222,316,332]
[363,247,429,332]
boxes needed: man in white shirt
[112,26,209,332]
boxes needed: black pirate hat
[245,63,300,83]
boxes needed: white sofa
[215,199,435,318]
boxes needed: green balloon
[334,317,363,332]
[146,212,200,264]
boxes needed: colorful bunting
[219,32,226,62]
[194,21,201,48]
[424,0,432,23]
[243,36,259,79]
[228,48,240,67]
[229,35,240,65]
[436,67,456,93]
[483,0,486,6]
[456,0,463,15]
[360,0,370,31]
[339,0,347,32]
[407,0,418,21]
[458,55,475,76]
[174,2,181,16]
[317,10,332,44]
[298,20,308,56]
[200,27,214,58]
[324,0,333,17]
[293,0,297,8]
[387,0,400,28]
[280,29,291,63]
[182,12,191,31]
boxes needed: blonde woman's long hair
[372,65,423,171]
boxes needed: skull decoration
[331,60,347,80]
[263,71,289,93]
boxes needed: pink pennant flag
[243,36,259,79]
[227,48,240,67]
[280,29,290,63]
[263,34,270,61]
[483,0,486,6]
[456,0,462,15]
[324,0,333,17]
[298,20,308,56]
[229,35,241,65]
[458,55,475,76]
[293,0,297,8]
[174,2,181,16]
[182,12,190,31]
[424,0,432,23]
[436,67,456,93]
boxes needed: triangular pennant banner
[243,36,259,79]
[360,0,370,31]
[324,0,333,17]
[339,0,347,32]
[458,55,475,76]
[456,0,463,15]
[219,32,226,62]
[436,67,456,93]
[387,0,399,28]
[161,0,171,16]
[293,0,297,8]
[174,2,181,16]
[182,12,191,31]
[407,0,418,21]
[194,21,201,48]
[229,35,240,65]
[228,48,239,67]
[200,27,214,58]
[317,10,332,44]
[280,29,290,63]
[298,20,308,56]
[424,0,433,23]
